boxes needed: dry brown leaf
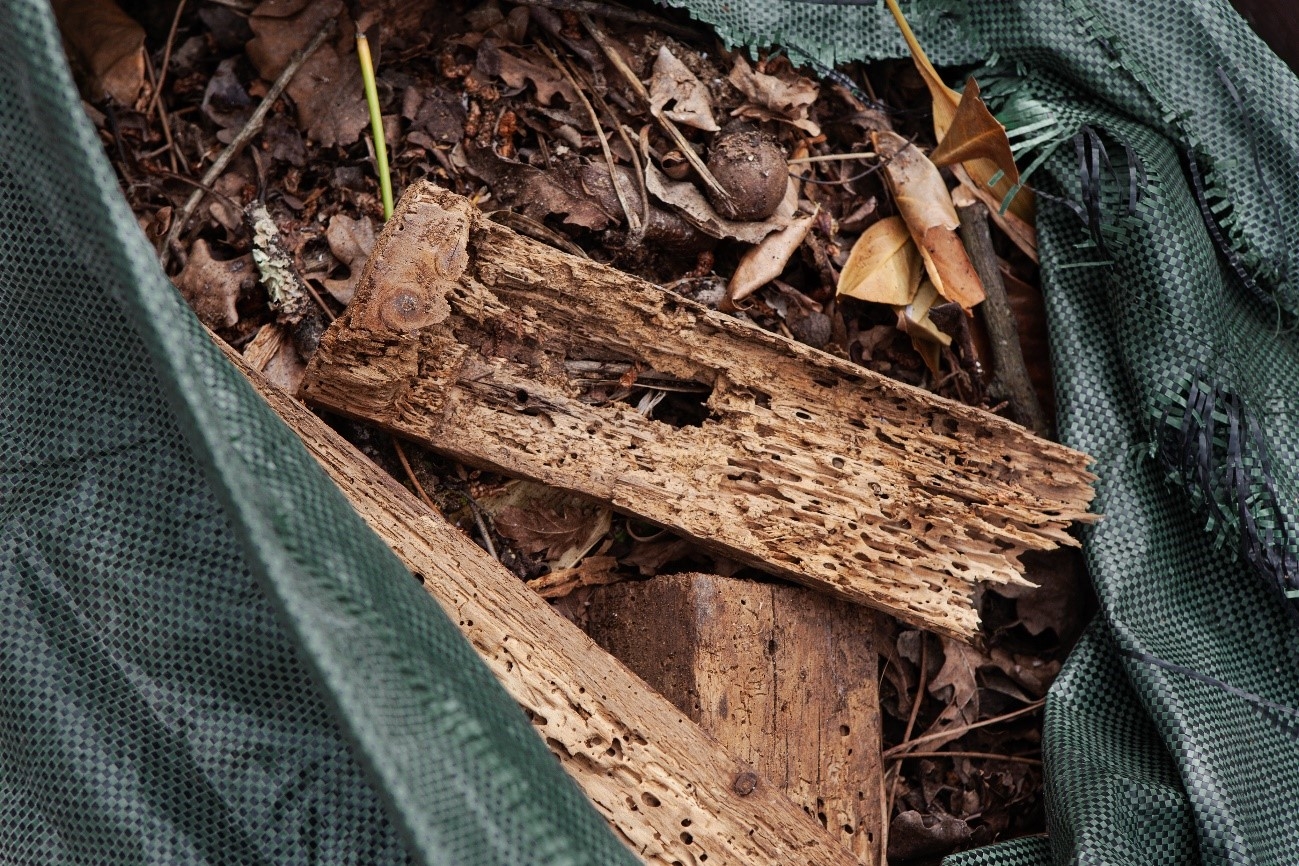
[324,213,376,305]
[917,637,983,747]
[489,46,578,107]
[836,215,922,305]
[247,0,367,146]
[727,211,817,303]
[645,161,795,244]
[527,556,621,599]
[874,131,985,312]
[648,46,720,132]
[52,0,146,106]
[883,0,1032,222]
[482,481,612,569]
[727,54,820,136]
[930,78,1019,188]
[173,240,254,329]
[465,145,613,230]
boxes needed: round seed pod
[706,126,788,221]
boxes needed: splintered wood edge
[302,181,1097,640]
[218,338,868,866]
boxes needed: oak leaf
[648,46,720,132]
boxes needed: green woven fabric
[0,1,638,863]
[5,0,1299,863]
[662,1,1299,863]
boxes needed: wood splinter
[302,181,1097,640]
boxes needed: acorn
[706,125,788,221]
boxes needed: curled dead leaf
[727,211,817,305]
[874,130,985,312]
[837,215,922,306]
[645,161,796,244]
[648,46,719,132]
[247,0,367,146]
[894,280,950,376]
[324,214,376,306]
[53,0,146,106]
[727,54,820,136]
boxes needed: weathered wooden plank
[586,573,884,864]
[221,339,866,866]
[301,182,1096,639]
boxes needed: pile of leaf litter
[68,0,1094,859]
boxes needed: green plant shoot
[356,30,393,220]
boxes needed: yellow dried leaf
[837,216,922,306]
[874,131,985,312]
[882,0,1033,222]
[894,281,949,377]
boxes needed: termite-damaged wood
[301,181,1097,640]
[586,574,884,864]
[220,340,866,866]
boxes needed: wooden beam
[586,574,884,864]
[300,182,1096,639]
[219,339,867,866]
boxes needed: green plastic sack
[0,1,637,862]
[666,0,1299,863]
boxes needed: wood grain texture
[586,574,884,864]
[301,182,1097,639]
[220,340,866,866]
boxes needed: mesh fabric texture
[660,0,1299,863]
[0,0,638,863]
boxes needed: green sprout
[356,29,393,220]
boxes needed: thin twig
[146,0,189,119]
[893,751,1042,766]
[537,40,640,235]
[508,0,699,40]
[153,170,241,212]
[393,436,501,564]
[159,18,335,269]
[142,51,180,174]
[392,436,439,510]
[883,699,1045,759]
[578,12,735,211]
[956,199,1051,437]
[887,634,929,819]
[787,151,877,164]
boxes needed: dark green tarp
[2,0,1298,863]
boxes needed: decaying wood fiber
[225,340,865,866]
[302,181,1097,639]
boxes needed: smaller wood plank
[220,339,866,866]
[301,182,1097,640]
[587,574,883,864]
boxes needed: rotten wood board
[586,573,884,864]
[301,182,1097,640]
[219,339,867,866]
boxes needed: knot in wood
[380,290,444,332]
[732,771,759,797]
